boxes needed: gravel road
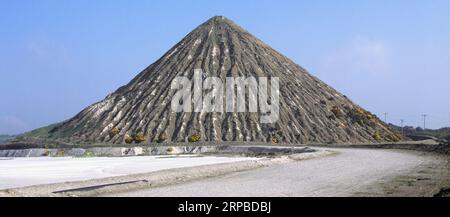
[109,148,449,197]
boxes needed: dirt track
[107,148,450,197]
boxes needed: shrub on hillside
[372,131,382,142]
[124,134,134,144]
[349,108,376,126]
[331,106,343,119]
[188,133,201,142]
[385,133,401,142]
[109,127,120,138]
[271,135,279,144]
[134,133,146,143]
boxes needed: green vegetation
[109,127,120,138]
[134,133,146,143]
[385,133,401,142]
[271,135,279,144]
[188,133,201,142]
[372,131,382,142]
[124,134,134,144]
[349,108,376,126]
[20,122,63,139]
[123,132,146,144]
[81,151,95,158]
[331,106,343,119]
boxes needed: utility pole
[384,113,388,123]
[422,114,427,130]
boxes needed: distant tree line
[0,135,16,145]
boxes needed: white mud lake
[107,148,450,197]
[0,155,257,189]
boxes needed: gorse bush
[109,127,120,137]
[124,134,134,144]
[123,132,146,144]
[188,133,201,142]
[372,131,382,142]
[349,108,375,126]
[134,133,146,143]
[82,151,95,158]
[271,135,279,144]
[331,106,343,119]
[385,133,401,142]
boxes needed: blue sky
[0,0,449,134]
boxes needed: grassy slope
[20,122,63,139]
